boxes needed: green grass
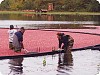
[0,11,100,15]
[46,12,100,15]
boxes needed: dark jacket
[15,31,23,42]
[59,35,69,49]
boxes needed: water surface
[0,14,100,29]
[0,50,100,75]
[0,14,100,75]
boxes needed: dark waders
[58,39,74,66]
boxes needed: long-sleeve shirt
[15,31,23,42]
[12,31,24,49]
[8,29,17,42]
[59,35,69,49]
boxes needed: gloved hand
[58,48,62,50]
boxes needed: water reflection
[0,50,99,75]
[0,14,100,22]
[8,57,23,75]
[57,50,73,75]
[0,14,100,29]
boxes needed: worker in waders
[57,32,74,52]
[57,32,74,66]
[7,25,17,49]
[12,27,25,52]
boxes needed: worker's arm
[59,39,62,48]
[69,36,74,42]
[20,42,24,49]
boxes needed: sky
[0,0,3,3]
[0,0,100,3]
[96,0,100,2]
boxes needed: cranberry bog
[0,29,100,59]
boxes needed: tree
[0,0,100,12]
[0,0,10,10]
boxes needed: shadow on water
[8,57,23,75]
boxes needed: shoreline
[0,11,100,15]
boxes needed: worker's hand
[22,49,29,54]
[20,42,24,49]
[58,48,62,50]
[21,46,24,49]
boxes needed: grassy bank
[0,11,100,15]
[46,12,100,15]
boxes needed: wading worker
[57,32,74,51]
[7,25,17,49]
[57,32,74,67]
[12,27,25,52]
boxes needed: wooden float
[0,29,100,59]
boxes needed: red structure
[48,3,53,11]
